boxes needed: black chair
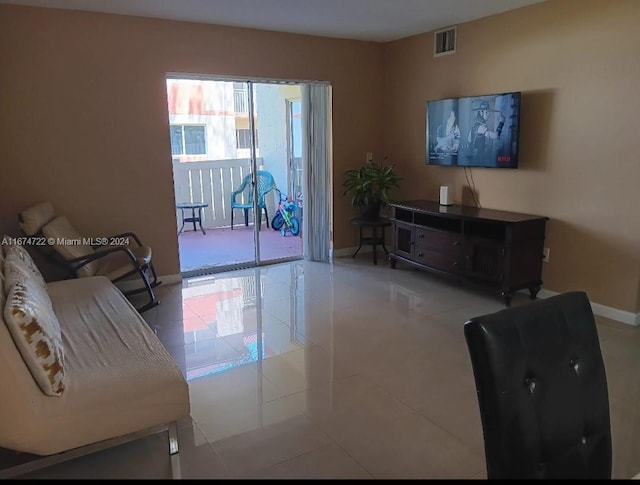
[464,291,612,479]
[17,201,161,313]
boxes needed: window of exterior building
[236,129,259,150]
[170,125,206,155]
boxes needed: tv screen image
[426,91,521,168]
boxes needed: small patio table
[177,202,208,235]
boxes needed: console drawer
[414,248,465,273]
[415,228,464,254]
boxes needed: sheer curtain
[301,83,332,262]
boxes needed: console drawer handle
[453,240,460,247]
[417,252,424,258]
[418,233,425,239]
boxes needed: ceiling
[1,0,547,42]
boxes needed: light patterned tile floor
[17,258,640,479]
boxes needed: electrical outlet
[366,152,373,162]
[542,248,550,263]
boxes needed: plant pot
[360,201,381,221]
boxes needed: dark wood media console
[388,200,548,306]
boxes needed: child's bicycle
[271,188,300,237]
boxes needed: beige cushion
[4,278,66,396]
[3,246,48,296]
[42,216,99,278]
[19,202,55,236]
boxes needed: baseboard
[331,246,371,259]
[331,246,355,258]
[535,288,639,327]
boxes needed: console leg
[389,256,397,269]
[502,291,512,307]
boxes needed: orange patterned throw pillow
[4,278,66,396]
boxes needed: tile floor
[20,258,640,479]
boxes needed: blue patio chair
[230,170,275,230]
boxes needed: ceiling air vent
[434,26,456,57]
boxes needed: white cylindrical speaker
[439,185,454,206]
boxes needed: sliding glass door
[254,82,304,266]
[168,78,258,275]
[168,76,309,276]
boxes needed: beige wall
[0,4,384,277]
[1,1,639,315]
[382,0,640,314]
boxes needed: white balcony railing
[173,158,263,230]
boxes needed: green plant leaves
[342,158,402,208]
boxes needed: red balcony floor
[178,225,302,273]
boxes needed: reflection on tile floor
[20,258,640,479]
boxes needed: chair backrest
[464,291,611,479]
[18,201,55,236]
[232,171,275,207]
[255,171,275,207]
[41,216,99,278]
[17,202,93,279]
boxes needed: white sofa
[0,243,190,478]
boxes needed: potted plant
[343,157,402,220]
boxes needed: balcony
[173,158,302,273]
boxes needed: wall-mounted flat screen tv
[426,91,521,168]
